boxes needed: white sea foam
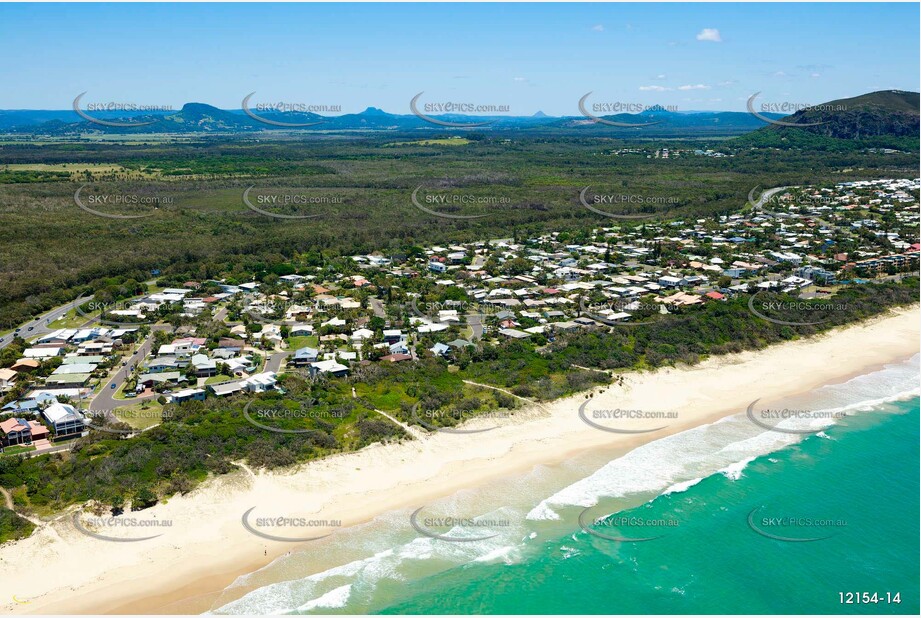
[662,477,704,495]
[296,584,352,612]
[527,355,919,520]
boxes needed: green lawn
[1,444,36,456]
[113,401,164,430]
[286,335,319,350]
[205,374,234,385]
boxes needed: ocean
[210,355,920,615]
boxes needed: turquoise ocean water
[211,356,919,615]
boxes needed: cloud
[696,28,722,42]
[640,85,671,92]
[810,72,821,79]
[654,74,667,80]
[772,71,788,78]
[716,80,736,87]
[513,77,528,82]
[678,84,710,91]
[591,24,604,32]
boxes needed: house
[291,347,320,366]
[146,357,184,372]
[190,354,217,377]
[388,340,409,355]
[138,372,184,388]
[350,328,374,342]
[1,418,49,447]
[242,372,278,392]
[428,261,447,273]
[498,328,531,339]
[657,275,685,288]
[170,388,207,403]
[382,329,404,345]
[41,402,85,437]
[2,392,57,416]
[289,324,313,337]
[209,381,244,397]
[44,373,91,388]
[429,343,451,357]
[1,418,32,446]
[218,337,246,351]
[308,360,349,378]
[704,291,726,301]
[0,368,17,392]
[10,359,40,373]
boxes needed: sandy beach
[2,306,918,616]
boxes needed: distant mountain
[751,90,919,140]
[0,102,805,137]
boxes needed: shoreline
[2,306,919,615]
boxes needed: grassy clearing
[286,335,319,350]
[113,400,164,430]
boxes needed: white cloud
[678,84,710,91]
[591,24,604,32]
[772,71,788,78]
[654,74,667,80]
[810,72,821,78]
[696,28,722,42]
[639,85,671,92]
[513,77,528,82]
[717,80,736,87]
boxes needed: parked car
[110,383,117,390]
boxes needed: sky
[1,2,918,114]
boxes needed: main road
[0,301,81,351]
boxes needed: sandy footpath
[1,306,918,615]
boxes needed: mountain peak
[360,107,388,116]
